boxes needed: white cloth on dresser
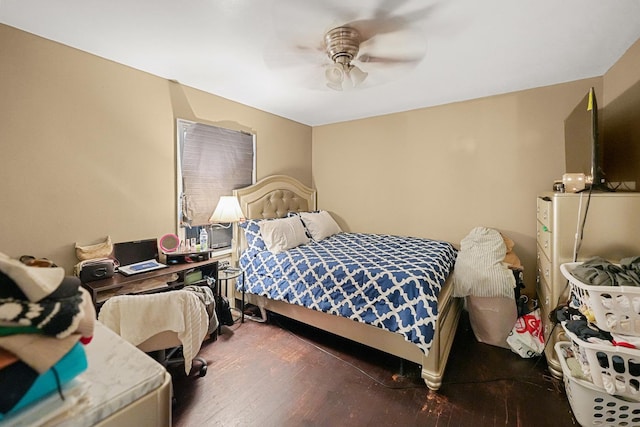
[98,290,209,374]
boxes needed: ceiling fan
[323,26,369,91]
[264,1,437,91]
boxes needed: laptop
[114,239,167,276]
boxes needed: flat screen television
[564,87,609,191]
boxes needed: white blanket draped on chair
[98,290,209,374]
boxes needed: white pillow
[300,211,342,241]
[259,216,310,254]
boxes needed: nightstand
[217,268,245,323]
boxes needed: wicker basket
[561,262,640,336]
[555,342,640,427]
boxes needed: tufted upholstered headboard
[232,175,317,255]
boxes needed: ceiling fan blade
[263,28,327,70]
[358,27,427,61]
[271,0,358,39]
[347,16,408,43]
[357,54,423,65]
[396,4,442,27]
[372,0,410,15]
[264,48,325,70]
[346,3,440,41]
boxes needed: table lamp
[208,196,245,225]
[209,196,245,266]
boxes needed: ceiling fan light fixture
[348,64,368,87]
[324,26,368,91]
[325,62,368,91]
[325,63,346,90]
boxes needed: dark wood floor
[170,310,577,426]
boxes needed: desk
[217,268,244,323]
[81,259,218,312]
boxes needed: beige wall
[312,81,604,292]
[603,38,640,105]
[2,22,638,291]
[312,37,640,294]
[0,24,312,273]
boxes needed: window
[176,119,255,250]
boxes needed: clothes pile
[452,226,520,299]
[554,303,640,395]
[0,252,95,421]
[570,256,640,287]
[451,227,533,351]
[565,257,640,332]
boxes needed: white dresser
[536,191,640,377]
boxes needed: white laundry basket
[556,342,640,427]
[561,262,640,336]
[562,324,640,402]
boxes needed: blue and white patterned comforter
[239,232,457,355]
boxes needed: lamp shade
[208,196,245,223]
[348,65,368,86]
[326,63,368,91]
[325,63,345,91]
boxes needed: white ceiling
[2,0,640,126]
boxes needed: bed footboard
[419,281,463,390]
[239,278,462,391]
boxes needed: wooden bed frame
[233,175,462,390]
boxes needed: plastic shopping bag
[506,308,545,358]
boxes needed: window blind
[178,120,255,228]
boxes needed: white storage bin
[555,342,640,427]
[561,262,640,336]
[465,295,517,349]
[563,324,640,402]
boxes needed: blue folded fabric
[0,341,87,419]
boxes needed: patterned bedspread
[239,232,457,355]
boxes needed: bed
[2,322,171,426]
[232,175,462,390]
